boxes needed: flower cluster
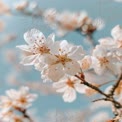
[0,86,37,122]
[80,25,122,76]
[17,25,122,103]
[17,29,87,102]
[43,9,104,36]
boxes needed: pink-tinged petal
[47,33,55,42]
[56,86,68,93]
[64,61,80,75]
[56,29,68,37]
[50,41,60,55]
[53,81,66,89]
[60,40,70,53]
[42,64,65,82]
[111,25,122,40]
[16,45,31,52]
[44,54,57,65]
[63,87,76,102]
[24,29,46,44]
[6,89,17,99]
[91,57,105,75]
[21,54,39,66]
[107,63,122,75]
[74,84,87,94]
[98,37,115,46]
[93,45,107,57]
[68,46,84,60]
[34,62,45,71]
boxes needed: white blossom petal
[63,87,76,102]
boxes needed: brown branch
[109,73,122,96]
[75,74,108,97]
[75,74,122,108]
[17,108,34,122]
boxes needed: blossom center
[32,44,50,55]
[66,79,74,88]
[55,54,71,65]
[18,97,27,104]
[98,57,109,65]
[39,46,50,54]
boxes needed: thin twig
[75,74,122,108]
[19,108,34,122]
[75,74,108,97]
[109,73,122,96]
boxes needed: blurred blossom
[0,0,10,15]
[43,9,104,36]
[90,111,110,122]
[114,0,122,2]
[14,0,29,11]
[90,101,111,111]
[6,73,57,95]
[0,86,37,122]
[0,34,16,48]
[40,110,91,122]
[93,18,105,30]
[0,20,5,32]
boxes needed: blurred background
[0,0,122,121]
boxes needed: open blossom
[0,86,37,122]
[91,45,121,75]
[99,25,122,62]
[17,29,55,69]
[53,75,87,102]
[41,40,84,82]
[6,86,37,109]
[0,86,37,110]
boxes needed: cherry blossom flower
[6,86,37,109]
[0,87,37,122]
[41,40,84,82]
[99,25,122,62]
[91,45,121,75]
[0,86,37,110]
[53,75,87,102]
[17,29,55,69]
